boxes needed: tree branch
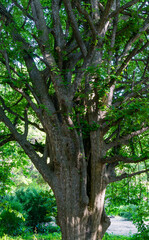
[63,0,87,57]
[30,0,58,69]
[0,134,14,147]
[101,155,148,164]
[91,0,100,20]
[0,3,30,51]
[12,0,34,21]
[23,107,29,138]
[109,168,149,183]
[0,2,75,115]
[0,49,12,79]
[104,42,147,101]
[0,95,44,132]
[119,17,149,61]
[98,0,114,34]
[113,85,148,108]
[74,1,97,42]
[52,0,65,48]
[116,47,140,76]
[0,106,55,186]
[109,0,140,18]
[105,127,149,150]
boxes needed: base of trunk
[58,207,110,240]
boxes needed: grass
[0,233,62,240]
[0,232,146,240]
[103,233,133,240]
[0,233,133,240]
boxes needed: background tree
[0,0,149,239]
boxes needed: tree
[0,0,149,239]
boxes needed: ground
[107,216,138,236]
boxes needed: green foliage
[36,221,61,234]
[131,202,149,235]
[0,186,57,237]
[0,204,26,236]
[0,232,62,240]
[103,231,149,240]
[103,233,131,240]
[105,176,149,239]
[103,232,149,240]
[14,187,57,228]
[118,204,137,220]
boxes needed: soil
[107,216,138,236]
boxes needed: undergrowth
[0,232,61,240]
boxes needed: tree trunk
[51,155,110,240]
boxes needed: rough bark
[47,150,110,240]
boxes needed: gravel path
[107,216,138,236]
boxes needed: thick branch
[74,1,97,42]
[101,155,148,164]
[119,18,149,60]
[109,168,149,183]
[23,107,29,138]
[98,0,114,34]
[52,0,65,48]
[30,0,58,69]
[0,49,12,79]
[0,106,55,186]
[31,0,50,45]
[91,0,100,20]
[109,0,140,18]
[105,127,149,150]
[63,0,87,57]
[0,95,44,132]
[0,134,14,147]
[113,86,148,108]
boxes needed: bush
[0,187,57,236]
[15,187,57,228]
[0,207,25,236]
[131,229,149,240]
[119,204,137,220]
[0,196,27,236]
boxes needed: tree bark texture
[42,120,110,240]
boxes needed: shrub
[119,204,138,220]
[15,187,57,228]
[0,207,25,236]
[0,196,27,236]
[0,187,57,236]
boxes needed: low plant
[14,187,57,229]
[118,204,137,220]
[0,207,26,236]
[0,197,27,236]
[0,186,57,236]
[0,232,62,240]
[36,221,61,234]
[103,233,132,239]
